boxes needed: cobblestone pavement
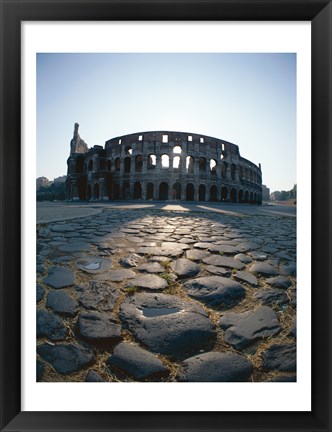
[36,205,296,382]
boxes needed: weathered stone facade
[66,124,262,203]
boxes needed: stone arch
[230,187,237,203]
[124,157,131,173]
[146,182,154,200]
[199,157,206,172]
[173,155,181,170]
[159,182,169,200]
[172,182,181,200]
[244,190,249,203]
[99,157,106,171]
[221,186,228,201]
[148,154,156,169]
[134,181,142,199]
[113,183,120,199]
[199,184,206,201]
[254,192,257,203]
[186,183,195,201]
[106,174,112,199]
[93,183,100,200]
[135,155,143,172]
[238,189,244,203]
[210,185,218,202]
[210,159,217,175]
[173,145,182,154]
[186,156,194,174]
[161,154,169,168]
[250,191,254,203]
[123,181,130,199]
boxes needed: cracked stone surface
[37,206,296,382]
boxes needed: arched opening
[87,185,91,200]
[186,183,194,201]
[254,192,257,203]
[161,154,169,168]
[159,182,169,200]
[173,146,182,154]
[76,157,84,174]
[221,162,227,179]
[231,164,236,180]
[244,191,249,203]
[186,156,194,174]
[250,191,254,203]
[172,182,181,200]
[199,157,206,172]
[134,181,142,199]
[210,159,217,175]
[99,158,106,171]
[107,160,112,171]
[146,183,154,200]
[210,185,218,202]
[88,159,93,172]
[93,183,100,200]
[199,184,206,201]
[124,157,131,173]
[115,158,120,171]
[148,154,156,169]
[113,183,120,199]
[123,182,130,199]
[135,155,143,172]
[125,145,132,155]
[238,189,244,203]
[78,176,87,200]
[230,188,237,203]
[173,155,181,170]
[106,175,112,199]
[221,186,228,201]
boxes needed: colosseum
[66,123,263,204]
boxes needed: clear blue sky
[37,53,296,192]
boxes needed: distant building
[262,185,270,202]
[66,123,263,203]
[36,176,49,191]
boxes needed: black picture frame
[1,1,331,431]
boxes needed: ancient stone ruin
[66,123,262,203]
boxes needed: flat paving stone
[205,265,231,277]
[183,276,246,310]
[107,342,169,381]
[178,351,253,382]
[57,241,91,253]
[77,312,122,347]
[51,223,81,233]
[44,266,75,289]
[203,255,245,270]
[76,280,120,312]
[96,269,137,282]
[233,271,258,287]
[137,262,165,274]
[85,370,105,382]
[37,343,95,375]
[265,276,292,289]
[46,290,79,317]
[119,293,217,360]
[219,306,281,349]
[248,251,268,261]
[37,284,45,303]
[262,344,296,372]
[170,258,201,279]
[208,244,241,254]
[280,263,296,276]
[193,242,212,250]
[253,288,288,306]
[37,309,68,341]
[76,256,112,274]
[185,249,211,261]
[126,274,168,291]
[249,262,278,276]
[119,253,142,268]
[234,253,252,264]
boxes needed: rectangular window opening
[162,134,168,143]
[200,137,204,143]
[188,135,193,142]
[138,135,143,141]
